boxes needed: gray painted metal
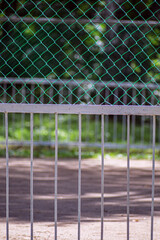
[127,115,130,240]
[5,112,9,240]
[54,113,58,240]
[0,140,158,150]
[0,16,159,26]
[151,116,156,240]
[2,103,158,240]
[0,78,160,149]
[78,114,82,240]
[30,113,34,240]
[101,114,104,240]
[0,77,159,90]
[0,103,160,115]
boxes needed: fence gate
[0,0,160,239]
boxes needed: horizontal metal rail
[0,103,160,116]
[0,77,159,90]
[0,16,159,26]
[0,140,158,150]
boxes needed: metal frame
[1,0,159,238]
[2,103,157,240]
[0,78,160,149]
[0,77,159,90]
[1,16,159,26]
[0,103,160,115]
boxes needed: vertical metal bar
[55,113,58,240]
[86,115,90,142]
[141,89,146,145]
[5,112,9,240]
[12,84,16,103]
[127,115,130,240]
[39,85,44,141]
[122,115,126,142]
[131,115,135,144]
[21,86,26,103]
[105,115,109,143]
[101,114,104,240]
[30,113,34,240]
[3,83,7,103]
[40,84,44,104]
[58,84,63,133]
[122,92,127,141]
[68,86,72,141]
[49,87,54,142]
[158,116,160,144]
[21,112,25,141]
[95,86,101,143]
[141,114,145,145]
[59,84,63,104]
[105,87,109,105]
[95,114,99,143]
[151,115,156,240]
[30,84,34,104]
[49,114,53,143]
[21,87,26,141]
[68,84,73,104]
[150,96,154,145]
[3,84,7,139]
[131,88,136,144]
[78,114,81,240]
[77,86,81,104]
[12,85,16,128]
[49,85,54,104]
[105,88,109,143]
[48,84,54,143]
[113,114,117,142]
[113,89,118,142]
[39,113,43,142]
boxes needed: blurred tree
[1,0,18,43]
[0,0,159,84]
[101,0,160,84]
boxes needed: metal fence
[1,0,160,239]
[0,103,159,240]
[0,77,160,149]
[1,0,160,107]
[1,0,160,149]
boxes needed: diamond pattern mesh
[0,0,160,105]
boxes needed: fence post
[127,115,130,240]
[78,114,82,240]
[151,115,156,240]
[5,112,9,240]
[30,113,34,240]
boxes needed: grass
[0,145,159,161]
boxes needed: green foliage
[124,0,154,19]
[0,0,160,83]
[0,112,157,158]
[0,0,160,106]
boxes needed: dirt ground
[0,156,160,240]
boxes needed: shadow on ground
[0,157,160,223]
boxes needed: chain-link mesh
[0,0,160,105]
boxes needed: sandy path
[0,156,160,239]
